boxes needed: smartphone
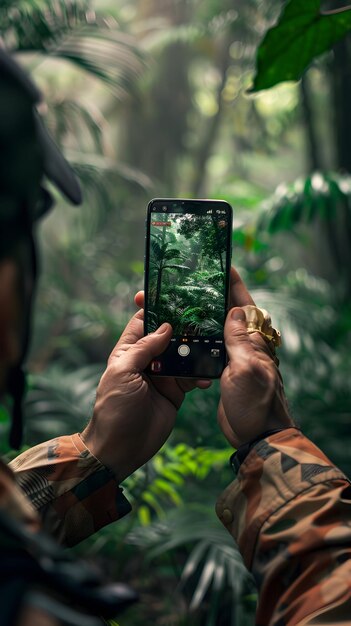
[144,198,233,378]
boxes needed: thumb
[224,307,250,361]
[115,322,172,371]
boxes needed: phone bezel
[144,198,233,378]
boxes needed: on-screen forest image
[147,211,230,336]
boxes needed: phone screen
[144,198,233,378]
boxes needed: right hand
[218,269,293,449]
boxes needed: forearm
[216,428,351,625]
[9,433,131,546]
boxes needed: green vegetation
[1,0,351,624]
[251,0,351,91]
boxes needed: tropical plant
[127,505,256,626]
[251,0,351,173]
[168,283,225,336]
[251,0,351,92]
[1,0,146,93]
[149,232,190,321]
[124,443,231,525]
[257,171,351,297]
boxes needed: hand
[218,269,293,448]
[81,309,211,482]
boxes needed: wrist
[80,426,124,483]
[234,386,294,447]
[236,414,294,447]
[231,425,300,473]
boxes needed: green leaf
[251,0,351,92]
[152,478,182,506]
[138,505,152,526]
[142,491,164,518]
[161,468,184,486]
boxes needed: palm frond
[47,98,106,151]
[127,505,254,624]
[164,264,191,271]
[71,153,153,190]
[51,27,146,97]
[1,0,88,51]
[2,1,147,96]
[251,272,336,354]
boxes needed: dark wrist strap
[230,427,300,474]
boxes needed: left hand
[81,308,211,482]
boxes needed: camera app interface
[146,202,231,377]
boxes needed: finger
[176,378,212,393]
[111,322,173,371]
[229,267,255,308]
[224,307,253,363]
[225,306,274,362]
[196,379,212,389]
[134,291,144,309]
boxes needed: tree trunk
[330,35,351,173]
[299,74,323,172]
[191,34,232,197]
[155,264,163,322]
[119,0,193,194]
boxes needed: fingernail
[156,323,169,334]
[232,308,245,321]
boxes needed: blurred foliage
[259,172,351,231]
[127,505,256,625]
[24,365,102,441]
[1,0,351,624]
[251,0,351,92]
[257,172,351,294]
[124,443,232,525]
[1,0,146,94]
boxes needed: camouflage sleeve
[9,433,131,547]
[216,428,351,625]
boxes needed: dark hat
[0,47,82,217]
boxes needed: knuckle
[230,325,248,339]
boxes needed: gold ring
[241,305,281,364]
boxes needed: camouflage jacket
[1,433,132,625]
[9,432,131,546]
[6,428,351,624]
[216,428,351,625]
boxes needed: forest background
[1,1,351,625]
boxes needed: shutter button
[178,344,190,357]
